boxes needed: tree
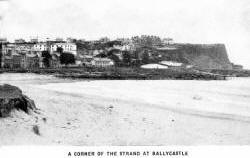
[108,54,121,66]
[60,52,75,66]
[106,49,121,66]
[56,47,63,54]
[95,53,107,58]
[122,51,131,66]
[142,51,150,64]
[41,51,52,68]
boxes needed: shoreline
[0,67,232,80]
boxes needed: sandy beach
[1,73,250,145]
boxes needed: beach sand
[1,73,250,145]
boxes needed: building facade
[12,54,26,69]
[50,43,77,55]
[91,58,114,67]
[26,54,40,68]
[2,56,13,68]
[33,43,48,52]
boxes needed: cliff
[158,44,233,70]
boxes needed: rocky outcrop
[0,84,36,117]
[158,44,233,70]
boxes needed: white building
[91,58,114,67]
[33,43,48,51]
[162,38,174,45]
[113,44,135,51]
[50,43,77,55]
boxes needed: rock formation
[0,84,36,117]
[158,44,233,70]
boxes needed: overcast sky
[0,0,250,68]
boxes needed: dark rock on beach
[0,84,36,117]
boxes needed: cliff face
[159,44,233,69]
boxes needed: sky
[0,0,250,68]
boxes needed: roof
[92,57,113,62]
[141,64,168,69]
[79,55,93,59]
[4,56,12,60]
[12,52,21,56]
[160,61,183,67]
[26,54,38,58]
[53,52,60,56]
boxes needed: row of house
[0,36,176,69]
[33,42,77,55]
[0,39,115,68]
[1,52,61,69]
[1,38,79,69]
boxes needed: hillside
[158,44,233,70]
